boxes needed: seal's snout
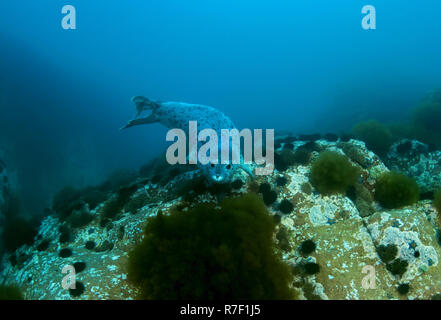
[212,174,223,182]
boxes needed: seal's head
[200,162,234,184]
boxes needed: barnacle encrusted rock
[0,138,440,300]
[363,202,441,299]
[341,139,388,183]
[0,186,180,299]
[275,170,392,299]
[386,139,441,193]
[273,139,441,300]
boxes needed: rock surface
[386,139,441,193]
[1,138,440,300]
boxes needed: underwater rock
[283,193,388,299]
[364,201,441,298]
[324,133,339,142]
[36,239,51,252]
[67,204,94,229]
[267,139,440,299]
[138,151,197,186]
[386,139,441,193]
[1,138,441,300]
[298,134,322,141]
[0,205,157,299]
[93,240,114,252]
[341,139,387,175]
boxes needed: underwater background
[0,0,440,216]
[1,0,441,300]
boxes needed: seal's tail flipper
[120,114,159,130]
[132,96,159,117]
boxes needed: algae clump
[128,193,295,300]
[374,172,419,209]
[310,151,359,195]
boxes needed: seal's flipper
[238,164,254,179]
[132,96,159,117]
[120,114,159,130]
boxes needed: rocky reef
[1,134,441,300]
[386,139,441,194]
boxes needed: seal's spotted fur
[121,96,252,183]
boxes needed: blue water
[0,0,440,214]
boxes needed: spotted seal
[121,96,253,183]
